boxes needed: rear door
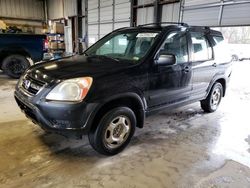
[147,28,192,108]
[190,30,216,98]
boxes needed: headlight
[46,77,93,102]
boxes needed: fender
[86,92,147,131]
[205,74,227,98]
[0,46,32,61]
[100,92,147,110]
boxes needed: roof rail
[138,22,189,27]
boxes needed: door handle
[182,66,190,73]
[212,63,217,67]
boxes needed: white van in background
[228,44,250,61]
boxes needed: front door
[147,29,192,108]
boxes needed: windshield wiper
[82,51,88,56]
[89,55,120,62]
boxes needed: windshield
[84,31,160,62]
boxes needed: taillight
[43,39,48,51]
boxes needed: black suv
[15,23,232,155]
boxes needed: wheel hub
[211,88,221,108]
[113,124,124,138]
[104,115,131,149]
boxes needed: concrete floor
[1,61,250,188]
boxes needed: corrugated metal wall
[136,1,180,25]
[136,7,154,25]
[138,0,154,5]
[87,0,131,46]
[221,3,250,26]
[47,0,77,20]
[161,2,180,22]
[64,0,77,18]
[184,0,218,7]
[182,0,250,26]
[47,0,63,19]
[0,0,44,20]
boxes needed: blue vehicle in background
[0,34,46,78]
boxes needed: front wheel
[200,82,223,113]
[88,107,136,155]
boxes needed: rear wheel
[200,82,223,113]
[88,107,136,155]
[2,55,30,78]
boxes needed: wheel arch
[207,77,226,98]
[216,78,226,97]
[90,93,146,132]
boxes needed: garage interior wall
[0,0,45,33]
[47,0,64,19]
[47,0,78,20]
[181,0,250,26]
[136,0,154,25]
[87,0,131,46]
[161,2,180,22]
[136,7,154,25]
[135,0,180,26]
[47,0,79,53]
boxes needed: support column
[76,0,83,53]
[154,0,161,24]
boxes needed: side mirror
[156,54,176,66]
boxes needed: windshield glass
[84,31,160,62]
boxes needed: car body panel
[0,34,46,63]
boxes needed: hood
[27,55,133,83]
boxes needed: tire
[200,82,223,113]
[88,107,136,155]
[2,55,30,79]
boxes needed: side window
[191,32,212,61]
[159,31,188,64]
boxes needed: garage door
[136,2,180,26]
[181,0,250,26]
[87,0,131,46]
[161,2,180,22]
[136,7,154,25]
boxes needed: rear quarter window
[212,35,232,63]
[190,32,213,62]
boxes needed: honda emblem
[24,80,31,90]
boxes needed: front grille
[22,75,46,95]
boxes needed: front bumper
[14,88,98,135]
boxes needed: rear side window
[213,36,224,44]
[212,35,231,62]
[191,32,212,61]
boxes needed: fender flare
[87,92,147,131]
[205,75,227,98]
